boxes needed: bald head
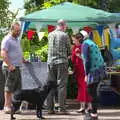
[57,19,66,26]
[57,19,67,31]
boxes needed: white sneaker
[76,108,85,113]
[55,103,59,108]
[20,101,28,111]
[90,113,98,118]
[4,107,11,114]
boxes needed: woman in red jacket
[71,33,92,113]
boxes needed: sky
[9,0,25,18]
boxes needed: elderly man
[1,22,23,114]
[47,19,71,114]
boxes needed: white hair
[57,19,66,26]
[80,30,89,40]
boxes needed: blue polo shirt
[1,34,23,66]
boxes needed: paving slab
[0,108,120,120]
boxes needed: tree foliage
[109,0,120,12]
[0,0,21,28]
[24,0,44,14]
[0,0,21,46]
[0,0,10,45]
[0,0,10,27]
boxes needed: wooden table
[107,71,120,75]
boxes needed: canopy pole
[19,21,25,41]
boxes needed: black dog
[11,81,56,120]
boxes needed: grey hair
[57,19,66,26]
[10,22,20,31]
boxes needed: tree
[0,0,10,45]
[0,0,21,28]
[108,0,120,12]
[98,0,120,12]
[0,0,20,45]
[24,0,44,14]
[77,0,99,9]
[0,0,10,27]
[99,0,109,11]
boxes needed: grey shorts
[2,66,21,92]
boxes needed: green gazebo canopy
[20,2,120,27]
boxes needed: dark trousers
[87,82,99,114]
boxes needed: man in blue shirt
[1,22,23,114]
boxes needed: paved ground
[0,108,120,120]
[0,99,120,120]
